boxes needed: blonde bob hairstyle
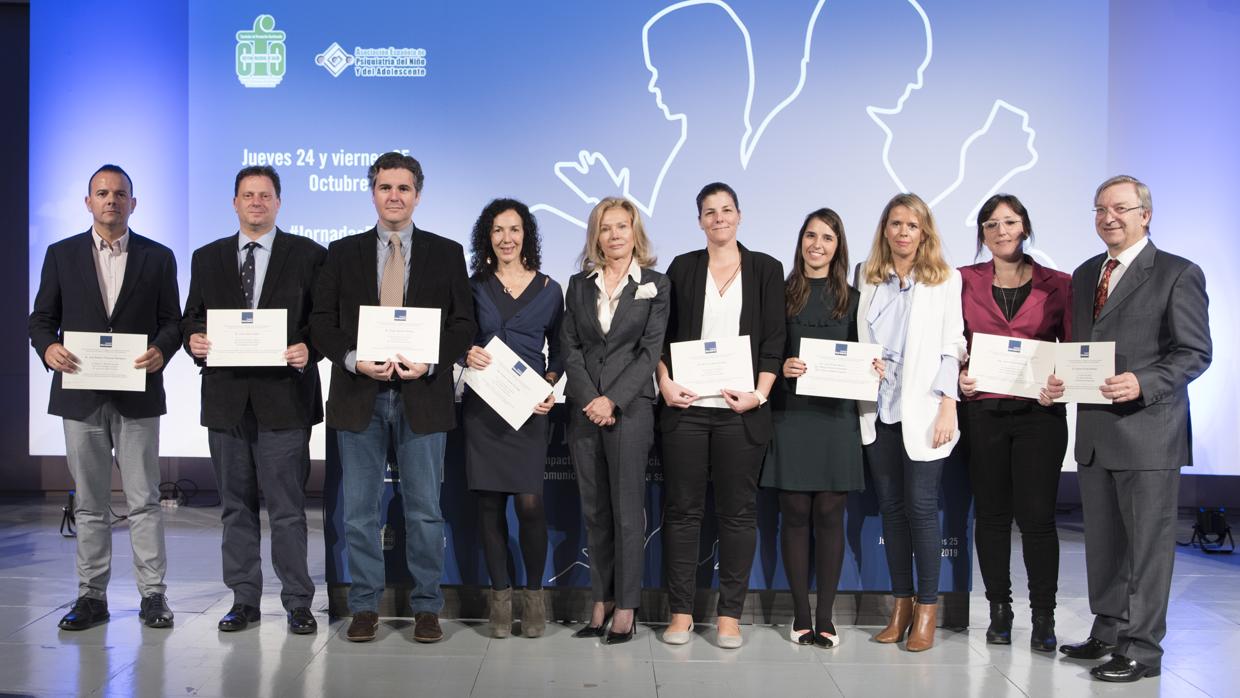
[579,197,657,273]
[862,192,952,286]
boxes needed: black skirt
[463,389,549,495]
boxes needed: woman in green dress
[761,208,869,648]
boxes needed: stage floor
[0,496,1234,697]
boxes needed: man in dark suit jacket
[29,164,181,631]
[181,166,326,635]
[1052,175,1211,682]
[309,152,475,644]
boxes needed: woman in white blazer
[855,193,966,652]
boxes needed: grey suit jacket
[1072,240,1211,470]
[561,267,671,413]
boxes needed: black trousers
[661,407,767,619]
[207,405,313,610]
[962,399,1067,610]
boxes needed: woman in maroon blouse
[958,194,1071,652]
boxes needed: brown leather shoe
[875,596,914,643]
[906,601,937,652]
[345,611,379,642]
[413,612,443,643]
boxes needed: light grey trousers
[63,402,167,600]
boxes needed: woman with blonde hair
[561,197,669,644]
[856,193,966,651]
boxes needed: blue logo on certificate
[835,343,848,356]
[704,341,717,354]
[1008,339,1022,352]
[241,311,254,324]
[394,309,407,321]
[1080,345,1090,358]
[512,361,527,376]
[99,336,113,348]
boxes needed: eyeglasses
[1092,204,1144,218]
[981,219,1022,232]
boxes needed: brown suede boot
[521,589,546,638]
[875,596,914,643]
[489,588,512,639]
[906,601,938,652]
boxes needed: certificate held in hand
[670,335,754,400]
[1054,341,1115,404]
[795,339,883,401]
[61,331,147,392]
[206,308,287,367]
[967,332,1056,400]
[355,305,441,364]
[462,336,553,430]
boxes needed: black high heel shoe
[573,607,614,638]
[604,618,636,645]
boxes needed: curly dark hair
[469,198,542,275]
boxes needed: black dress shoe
[218,604,262,632]
[603,622,636,645]
[1090,654,1160,682]
[58,596,109,631]
[985,602,1014,645]
[1059,636,1116,659]
[139,593,174,628]
[1030,611,1056,652]
[287,607,317,635]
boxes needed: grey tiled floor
[0,497,1235,697]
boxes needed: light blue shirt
[237,228,276,309]
[345,222,425,374]
[868,272,959,424]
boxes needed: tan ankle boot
[488,588,512,638]
[906,601,937,652]
[521,589,546,638]
[875,596,914,643]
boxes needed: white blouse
[589,258,642,335]
[696,269,743,409]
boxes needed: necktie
[240,241,259,309]
[380,232,404,306]
[1093,258,1120,320]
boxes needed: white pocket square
[634,282,658,300]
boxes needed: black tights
[779,490,847,633]
[477,491,547,590]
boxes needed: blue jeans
[338,389,446,614]
[865,421,944,604]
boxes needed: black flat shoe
[1090,655,1160,682]
[1059,636,1116,660]
[985,602,1014,645]
[218,603,261,632]
[603,622,636,645]
[1030,611,1056,652]
[58,596,109,631]
[287,606,317,635]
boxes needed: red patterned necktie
[1093,258,1120,320]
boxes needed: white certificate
[206,308,287,367]
[795,339,883,401]
[1054,341,1115,404]
[968,332,1057,400]
[60,331,147,392]
[670,335,754,401]
[462,336,553,430]
[356,306,441,364]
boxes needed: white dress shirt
[91,227,129,317]
[1099,235,1149,295]
[697,269,743,409]
[588,258,642,335]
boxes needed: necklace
[995,286,1018,320]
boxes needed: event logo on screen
[314,42,355,77]
[235,15,286,88]
[314,42,427,78]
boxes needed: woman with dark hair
[463,198,563,638]
[562,197,669,644]
[761,208,866,648]
[657,182,784,649]
[958,194,1070,651]
[856,193,966,652]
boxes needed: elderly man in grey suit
[1049,175,1211,682]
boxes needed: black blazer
[29,229,182,419]
[309,226,476,433]
[659,243,785,443]
[181,230,327,430]
[562,267,670,413]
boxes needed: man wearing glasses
[1049,175,1211,682]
